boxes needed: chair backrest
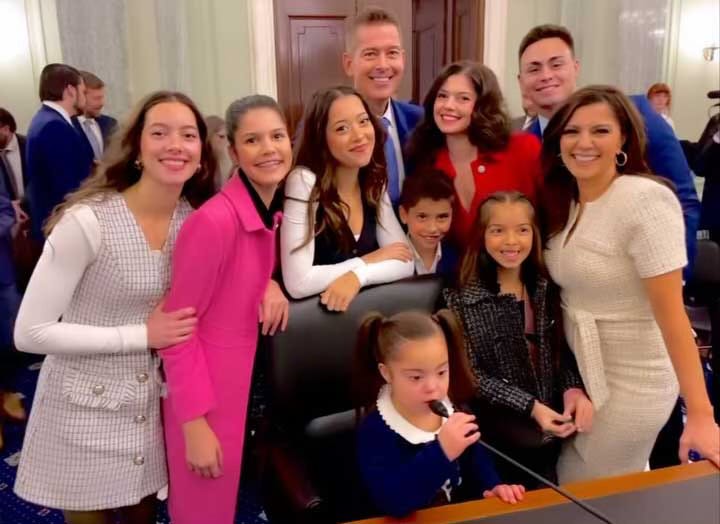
[693,239,720,285]
[267,276,443,431]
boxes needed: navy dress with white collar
[357,386,501,517]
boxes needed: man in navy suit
[25,63,94,240]
[0,108,28,221]
[342,6,423,207]
[73,70,118,161]
[516,24,700,275]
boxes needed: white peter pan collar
[376,384,454,444]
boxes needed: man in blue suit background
[342,7,423,207]
[73,70,118,162]
[516,24,700,275]
[25,63,94,240]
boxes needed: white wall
[0,0,62,133]
[668,0,720,140]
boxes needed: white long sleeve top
[14,205,147,355]
[280,167,414,299]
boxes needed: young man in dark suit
[73,70,118,161]
[25,63,94,240]
[342,7,423,207]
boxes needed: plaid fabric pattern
[14,194,192,511]
[443,276,584,416]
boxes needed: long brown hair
[406,61,511,170]
[539,85,670,242]
[457,191,546,293]
[292,86,387,254]
[45,91,216,235]
[352,309,475,420]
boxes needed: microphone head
[428,399,449,418]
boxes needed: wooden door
[274,0,355,135]
[411,0,448,104]
[452,0,484,62]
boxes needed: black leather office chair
[686,239,720,423]
[260,277,444,523]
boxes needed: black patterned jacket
[443,276,585,416]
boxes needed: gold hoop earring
[615,151,628,167]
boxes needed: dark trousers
[0,282,21,390]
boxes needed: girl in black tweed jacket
[442,191,592,485]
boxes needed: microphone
[428,400,615,524]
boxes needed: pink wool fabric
[160,175,278,524]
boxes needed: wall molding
[248,0,277,99]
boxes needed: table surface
[348,460,720,524]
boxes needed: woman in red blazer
[406,61,542,249]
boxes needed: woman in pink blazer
[159,95,293,524]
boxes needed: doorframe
[248,0,278,98]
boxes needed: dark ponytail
[352,312,387,420]
[434,309,476,404]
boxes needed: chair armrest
[268,443,324,514]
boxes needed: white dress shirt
[3,133,24,198]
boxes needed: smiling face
[433,73,477,136]
[137,101,202,189]
[483,201,534,270]
[229,107,292,191]
[343,22,405,114]
[325,94,376,169]
[518,37,579,118]
[379,332,450,417]
[400,197,453,253]
[559,101,624,186]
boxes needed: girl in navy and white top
[353,310,525,518]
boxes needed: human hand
[679,412,720,467]
[259,279,289,335]
[361,242,413,264]
[562,388,594,433]
[320,272,361,312]
[147,299,197,349]
[483,484,526,504]
[437,412,480,461]
[182,417,223,478]
[531,400,576,438]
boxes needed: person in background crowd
[25,63,94,241]
[647,82,676,132]
[205,115,234,190]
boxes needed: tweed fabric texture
[14,194,191,510]
[444,276,584,416]
[545,176,685,482]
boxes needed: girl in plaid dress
[13,91,216,524]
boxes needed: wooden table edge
[346,460,720,524]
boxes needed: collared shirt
[2,133,24,198]
[42,101,74,126]
[381,101,407,189]
[407,232,442,275]
[538,115,549,136]
[78,115,104,153]
[237,169,282,230]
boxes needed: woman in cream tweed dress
[539,86,719,483]
[12,91,215,524]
